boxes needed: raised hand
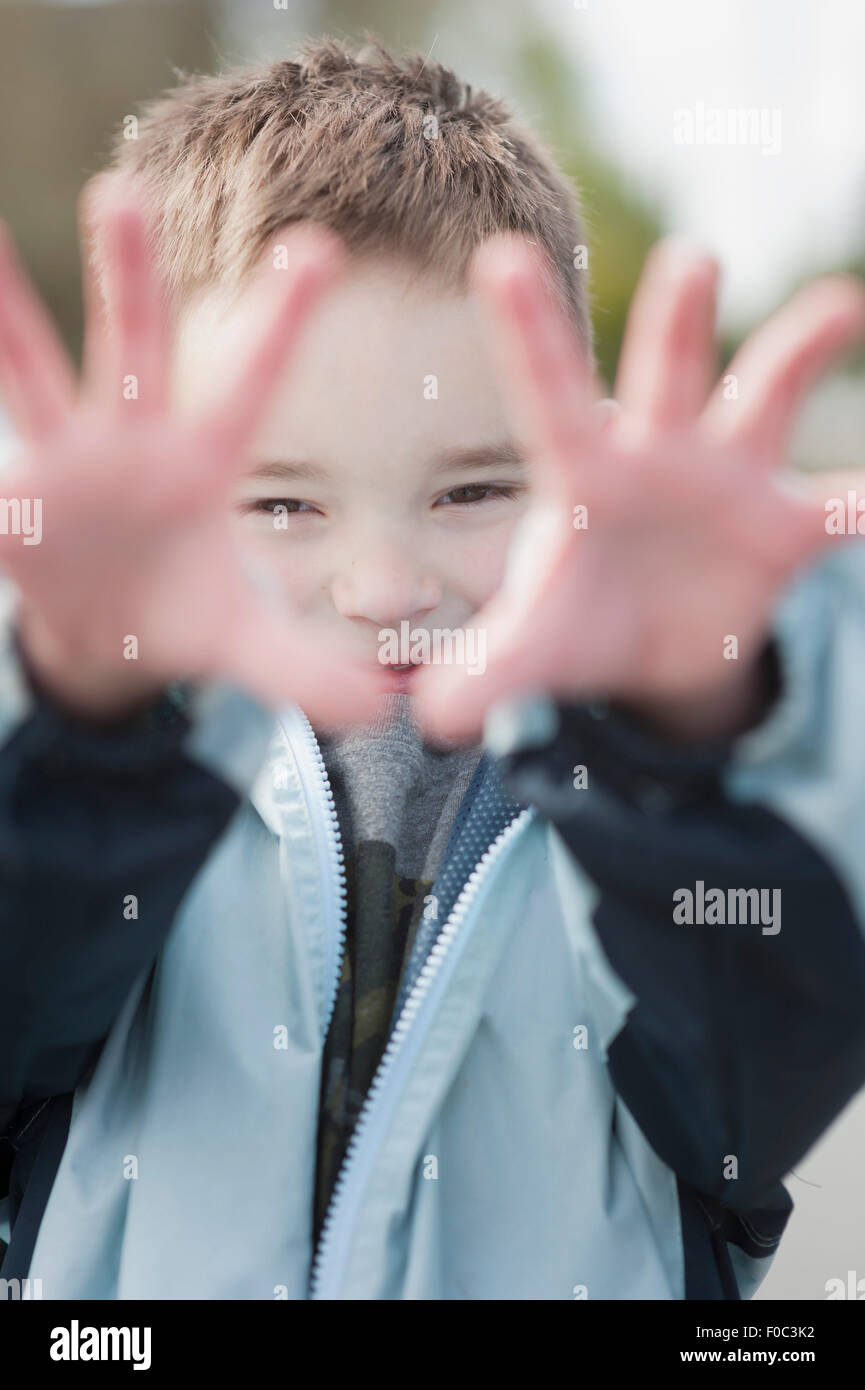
[0,176,380,723]
[414,236,865,742]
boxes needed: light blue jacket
[8,541,865,1300]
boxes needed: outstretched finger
[411,571,596,742]
[78,173,117,402]
[702,276,865,461]
[614,237,719,439]
[0,222,76,440]
[196,224,345,476]
[223,600,383,726]
[411,502,579,741]
[97,177,171,418]
[784,471,865,562]
[469,234,598,506]
[410,612,532,744]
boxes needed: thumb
[414,501,573,740]
[411,613,531,743]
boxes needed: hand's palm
[415,238,865,737]
[0,177,378,722]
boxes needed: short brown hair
[105,35,592,349]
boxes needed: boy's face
[173,255,530,695]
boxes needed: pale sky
[543,0,865,326]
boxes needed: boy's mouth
[377,661,422,691]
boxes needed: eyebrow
[430,443,526,475]
[247,442,526,485]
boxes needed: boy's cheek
[453,525,523,616]
[265,563,323,615]
[228,514,524,622]
[232,527,325,613]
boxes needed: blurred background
[2,0,865,465]
[0,0,863,1299]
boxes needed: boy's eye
[435,483,523,507]
[244,497,319,517]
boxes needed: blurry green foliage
[504,28,664,388]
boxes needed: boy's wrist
[614,646,781,746]
[484,642,782,823]
[14,603,167,724]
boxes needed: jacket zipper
[282,707,348,1038]
[308,794,534,1299]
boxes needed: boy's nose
[330,545,442,628]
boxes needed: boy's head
[103,38,593,695]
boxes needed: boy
[1,37,865,1299]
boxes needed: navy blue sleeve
[492,645,865,1217]
[0,658,242,1172]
